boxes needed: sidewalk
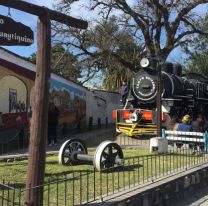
[174,186,208,206]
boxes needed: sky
[0,0,207,64]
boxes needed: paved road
[174,186,208,206]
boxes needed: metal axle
[74,153,124,165]
[59,139,124,171]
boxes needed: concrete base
[150,137,168,153]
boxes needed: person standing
[120,81,128,106]
[48,102,60,146]
[192,113,208,133]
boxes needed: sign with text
[0,15,34,46]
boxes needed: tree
[53,0,208,89]
[183,14,208,76]
[89,0,208,60]
[27,43,82,81]
[52,15,142,89]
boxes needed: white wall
[86,90,121,125]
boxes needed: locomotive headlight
[140,58,150,68]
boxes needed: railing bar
[100,171,102,198]
[2,180,5,206]
[142,156,144,183]
[73,172,75,205]
[107,170,109,195]
[93,168,96,201]
[128,159,130,188]
[64,174,67,206]
[112,168,114,193]
[12,188,15,206]
[133,158,135,187]
[87,170,89,203]
[123,164,125,190]
[18,187,22,206]
[57,175,59,206]
[151,154,153,180]
[118,165,120,191]
[80,171,82,205]
[138,157,140,185]
[7,181,9,206]
[48,179,50,206]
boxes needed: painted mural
[29,78,87,126]
[50,79,86,125]
[0,74,86,131]
[0,75,28,131]
[0,75,27,114]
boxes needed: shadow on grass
[45,163,143,178]
[102,163,143,173]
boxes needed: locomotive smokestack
[162,62,173,74]
[173,64,182,76]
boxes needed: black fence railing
[0,125,116,156]
[0,129,29,155]
[1,148,208,206]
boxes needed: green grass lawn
[0,149,150,183]
[0,148,206,205]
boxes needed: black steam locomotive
[128,59,208,119]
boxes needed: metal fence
[0,129,29,155]
[1,148,208,206]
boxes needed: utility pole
[0,1,87,205]
[25,12,51,205]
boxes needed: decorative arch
[30,86,35,110]
[0,75,27,113]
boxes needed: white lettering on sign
[0,32,34,44]
[0,19,4,24]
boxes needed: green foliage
[80,16,141,91]
[51,43,81,81]
[27,43,81,81]
[183,14,208,76]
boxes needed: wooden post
[0,2,87,205]
[25,13,51,206]
[156,63,162,137]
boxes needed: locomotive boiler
[129,59,208,118]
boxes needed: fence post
[204,131,208,154]
[98,118,101,129]
[162,129,166,139]
[88,117,93,130]
[105,117,108,128]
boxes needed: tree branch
[172,0,208,33]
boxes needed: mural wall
[50,79,86,125]
[0,47,121,132]
[0,75,27,113]
[29,78,87,126]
